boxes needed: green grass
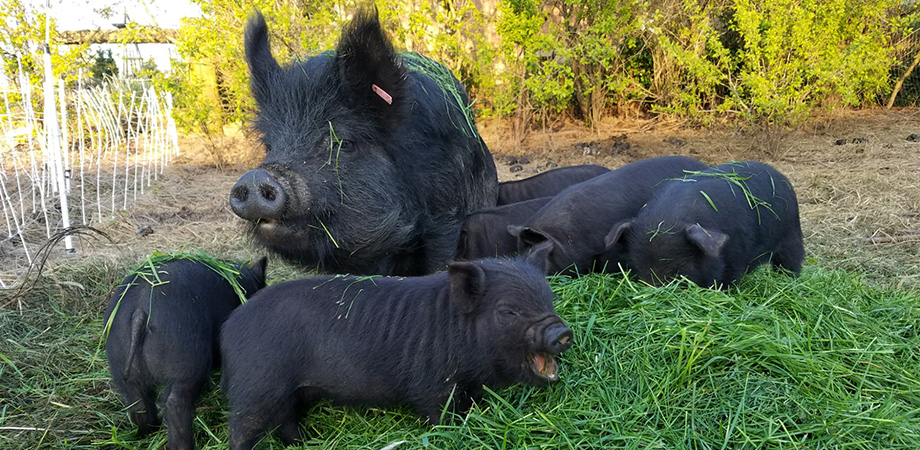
[2,262,919,449]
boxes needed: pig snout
[543,323,573,354]
[230,169,287,221]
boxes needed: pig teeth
[544,356,557,378]
[533,353,546,373]
[531,353,558,380]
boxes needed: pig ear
[247,256,268,286]
[244,10,281,106]
[509,226,549,250]
[336,7,408,130]
[455,229,470,260]
[447,261,486,313]
[604,221,632,250]
[524,240,553,274]
[506,224,524,239]
[685,224,728,258]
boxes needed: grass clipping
[101,249,252,342]
[401,52,480,144]
[672,161,781,223]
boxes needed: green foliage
[168,0,348,134]
[89,49,118,81]
[729,0,900,124]
[0,0,90,92]
[649,0,737,121]
[163,0,915,133]
[649,0,909,125]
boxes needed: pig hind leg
[229,393,304,450]
[110,370,160,436]
[416,387,475,426]
[161,379,206,450]
[771,234,804,275]
[122,383,160,436]
[276,386,324,444]
[276,405,305,446]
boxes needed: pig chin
[247,219,311,254]
[251,220,291,240]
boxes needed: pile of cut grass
[2,262,919,449]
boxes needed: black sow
[509,156,708,276]
[606,160,804,287]
[229,9,498,276]
[103,257,267,450]
[220,255,572,450]
[497,164,609,205]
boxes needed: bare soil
[7,108,920,295]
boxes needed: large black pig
[220,251,573,450]
[508,156,708,276]
[497,164,609,205]
[229,9,498,276]
[104,257,267,450]
[457,196,551,260]
[605,161,803,287]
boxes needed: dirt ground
[6,108,920,295]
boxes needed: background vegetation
[160,0,920,136]
[2,0,918,134]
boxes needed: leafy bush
[161,0,915,133]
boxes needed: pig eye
[497,308,519,324]
[335,139,354,152]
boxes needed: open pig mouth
[530,352,560,381]
[252,218,298,242]
[254,218,280,234]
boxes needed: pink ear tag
[372,84,393,105]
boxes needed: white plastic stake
[43,45,73,252]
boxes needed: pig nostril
[547,328,574,353]
[232,185,249,202]
[260,184,277,202]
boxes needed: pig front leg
[417,386,476,426]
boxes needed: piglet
[457,196,552,260]
[104,256,267,450]
[509,156,708,276]
[498,164,609,205]
[606,160,803,287]
[220,249,572,450]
